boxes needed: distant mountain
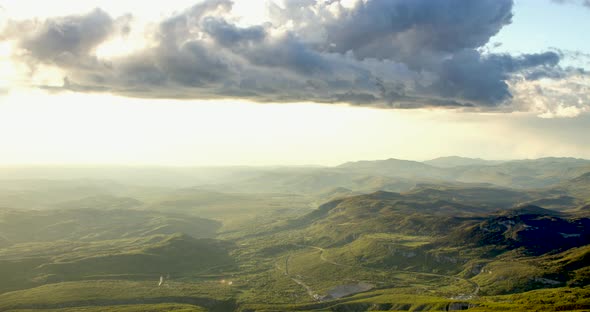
[219,167,419,194]
[2,157,589,198]
[0,179,121,210]
[424,156,504,168]
[337,158,446,179]
[339,158,431,170]
[334,157,590,189]
[52,195,143,210]
[406,184,548,208]
[443,157,590,188]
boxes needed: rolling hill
[0,207,220,244]
[424,156,504,168]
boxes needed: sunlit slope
[0,280,236,312]
[280,186,546,246]
[241,286,590,311]
[244,188,590,299]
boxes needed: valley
[0,157,589,311]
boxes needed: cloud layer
[1,0,588,114]
[551,0,590,9]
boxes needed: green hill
[282,187,548,246]
[36,234,235,281]
[0,208,220,243]
[0,280,236,312]
[0,233,235,294]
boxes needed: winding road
[277,254,321,301]
[279,244,480,301]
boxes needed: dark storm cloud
[308,0,513,61]
[426,50,561,104]
[201,17,266,47]
[1,0,583,110]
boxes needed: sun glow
[2,87,586,166]
[95,18,154,59]
[0,89,444,166]
[0,42,15,90]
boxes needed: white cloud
[510,74,590,118]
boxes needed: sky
[0,0,589,166]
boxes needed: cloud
[2,9,130,68]
[1,0,587,115]
[20,9,113,62]
[511,71,590,118]
[290,0,513,60]
[551,0,590,9]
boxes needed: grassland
[1,161,590,311]
[0,280,236,312]
[6,304,207,312]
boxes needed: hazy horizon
[1,154,590,169]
